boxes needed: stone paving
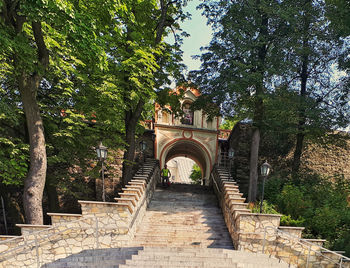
[130,183,234,249]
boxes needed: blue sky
[178,0,212,73]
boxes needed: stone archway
[159,138,213,185]
[153,87,221,185]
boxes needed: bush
[264,173,350,257]
[250,200,279,214]
[280,215,305,227]
[189,164,202,185]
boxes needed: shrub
[189,164,202,185]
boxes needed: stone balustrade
[0,159,160,268]
[212,165,350,268]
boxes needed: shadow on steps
[41,247,143,268]
[133,183,234,250]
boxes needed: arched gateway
[154,88,221,185]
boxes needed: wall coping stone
[115,202,133,213]
[128,183,145,189]
[122,188,142,198]
[233,208,251,212]
[301,238,327,242]
[120,193,139,201]
[0,235,19,239]
[230,202,248,205]
[114,198,137,207]
[78,200,120,205]
[278,226,305,230]
[321,250,345,254]
[131,179,146,184]
[228,197,245,201]
[47,213,82,217]
[16,224,52,228]
[239,212,282,217]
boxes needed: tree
[103,0,188,185]
[0,0,118,224]
[191,0,291,201]
[277,0,350,176]
[190,164,202,184]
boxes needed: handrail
[262,226,350,267]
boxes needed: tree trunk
[19,76,47,225]
[248,127,260,202]
[292,131,305,178]
[292,16,309,178]
[45,180,60,213]
[121,1,174,184]
[122,100,145,185]
[247,7,267,202]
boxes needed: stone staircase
[129,184,234,249]
[119,247,289,268]
[43,184,289,268]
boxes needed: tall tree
[281,0,349,176]
[104,0,188,185]
[0,0,117,224]
[191,0,290,201]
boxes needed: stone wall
[227,123,350,184]
[0,159,160,268]
[211,165,350,268]
[300,138,350,180]
[226,122,252,197]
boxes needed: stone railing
[211,165,350,268]
[0,159,159,268]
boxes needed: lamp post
[228,148,235,179]
[260,161,272,213]
[96,142,108,202]
[139,140,147,174]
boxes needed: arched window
[181,102,194,125]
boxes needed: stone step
[135,226,231,232]
[130,254,284,265]
[132,235,232,241]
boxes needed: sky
[177,0,212,73]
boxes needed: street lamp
[96,142,108,202]
[260,161,272,213]
[228,148,235,159]
[139,140,147,174]
[228,148,235,179]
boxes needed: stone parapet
[0,159,160,268]
[211,164,350,268]
[15,224,52,236]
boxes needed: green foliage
[277,184,310,219]
[280,215,305,227]
[220,118,240,130]
[264,173,350,256]
[251,200,279,215]
[189,164,202,185]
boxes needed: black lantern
[228,148,235,159]
[96,142,108,161]
[261,161,272,177]
[96,142,108,202]
[139,141,147,174]
[139,140,147,152]
[260,161,272,213]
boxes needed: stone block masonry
[212,165,350,268]
[0,159,160,268]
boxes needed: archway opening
[161,139,211,185]
[166,157,203,184]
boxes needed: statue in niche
[181,102,193,125]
